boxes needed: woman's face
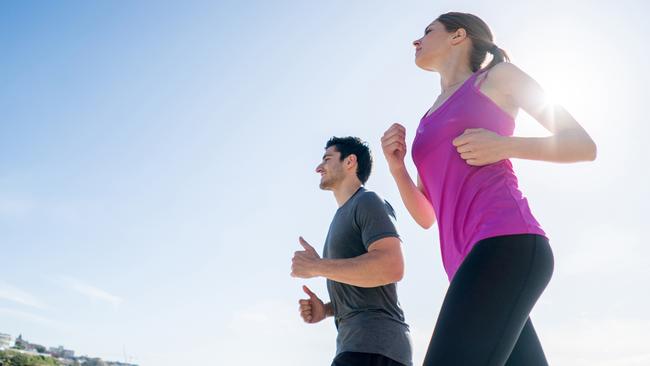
[413,20,453,71]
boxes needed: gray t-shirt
[323,187,413,366]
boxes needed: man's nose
[413,39,420,47]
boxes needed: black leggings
[423,234,554,366]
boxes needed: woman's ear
[450,28,467,45]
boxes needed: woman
[381,12,596,366]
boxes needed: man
[291,136,413,366]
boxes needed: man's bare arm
[291,237,404,288]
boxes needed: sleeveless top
[412,68,546,281]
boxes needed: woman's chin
[415,58,435,71]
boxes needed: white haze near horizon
[1,1,648,365]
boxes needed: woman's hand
[452,128,510,166]
[382,124,437,229]
[381,123,408,173]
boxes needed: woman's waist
[423,164,520,209]
[436,198,545,248]
[437,192,540,227]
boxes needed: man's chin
[319,181,333,190]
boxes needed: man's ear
[345,154,358,169]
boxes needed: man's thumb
[299,236,317,254]
[303,285,317,300]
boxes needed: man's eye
[425,29,431,35]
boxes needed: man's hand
[298,285,327,324]
[291,236,321,279]
[452,128,509,166]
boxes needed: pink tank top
[412,68,546,281]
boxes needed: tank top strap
[474,67,491,89]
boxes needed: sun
[509,42,604,138]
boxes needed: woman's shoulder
[483,62,532,96]
[485,62,525,81]
[486,62,524,78]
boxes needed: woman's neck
[436,54,473,93]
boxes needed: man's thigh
[332,352,406,366]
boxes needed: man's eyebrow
[322,153,333,159]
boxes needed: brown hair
[436,12,510,72]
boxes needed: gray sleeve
[354,192,400,250]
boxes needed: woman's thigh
[423,234,553,366]
[504,318,548,366]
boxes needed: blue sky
[1,1,649,365]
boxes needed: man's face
[315,146,345,190]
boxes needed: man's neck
[332,180,363,207]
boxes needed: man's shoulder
[354,189,395,214]
[354,189,384,206]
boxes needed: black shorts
[332,352,407,366]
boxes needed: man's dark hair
[325,136,373,184]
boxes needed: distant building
[0,333,13,350]
[27,342,46,353]
[3,334,135,366]
[49,345,75,358]
[14,334,26,349]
